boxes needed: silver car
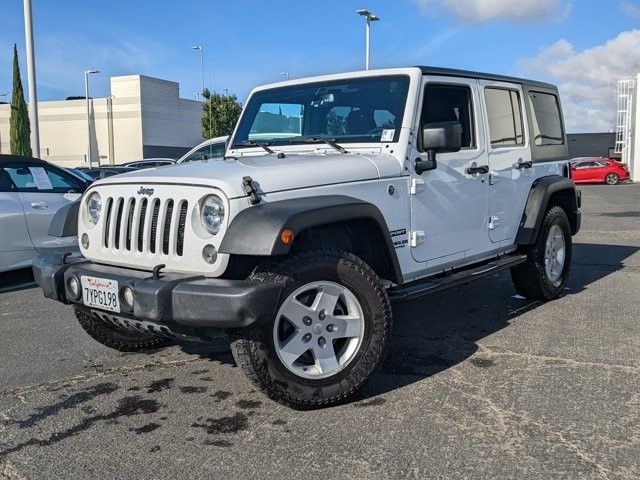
[0,155,87,272]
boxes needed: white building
[616,75,640,181]
[0,75,204,167]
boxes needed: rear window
[528,91,564,146]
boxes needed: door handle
[515,160,533,169]
[31,201,48,209]
[466,165,489,175]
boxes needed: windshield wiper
[236,140,275,155]
[299,137,348,154]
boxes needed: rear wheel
[605,173,620,185]
[230,249,392,409]
[74,306,171,352]
[511,206,572,300]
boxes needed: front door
[480,81,534,244]
[410,77,490,266]
[4,164,84,252]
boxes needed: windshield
[232,75,410,147]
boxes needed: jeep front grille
[102,196,189,257]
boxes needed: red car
[571,157,630,185]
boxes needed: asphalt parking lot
[1,184,639,479]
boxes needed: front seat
[346,109,377,135]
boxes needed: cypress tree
[9,44,32,157]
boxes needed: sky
[2,0,640,132]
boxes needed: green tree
[9,44,32,157]
[201,88,242,138]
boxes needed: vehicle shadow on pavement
[361,242,638,399]
[0,268,37,294]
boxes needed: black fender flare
[219,195,403,282]
[515,175,580,245]
[48,200,80,237]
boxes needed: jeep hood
[94,153,402,198]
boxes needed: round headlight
[200,195,225,234]
[87,192,102,224]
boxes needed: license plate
[81,276,120,313]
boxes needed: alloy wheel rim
[544,224,566,284]
[272,280,365,380]
[606,174,618,185]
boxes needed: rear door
[4,163,85,252]
[480,81,534,244]
[0,167,36,270]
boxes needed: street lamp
[84,69,100,167]
[356,9,380,70]
[280,72,289,81]
[0,92,6,154]
[192,45,204,100]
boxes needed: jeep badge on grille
[137,187,154,196]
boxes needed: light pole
[280,72,289,81]
[84,69,99,167]
[356,9,380,70]
[192,45,204,100]
[23,0,40,157]
[0,92,6,154]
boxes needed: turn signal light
[280,228,295,245]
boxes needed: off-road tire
[229,248,392,409]
[74,306,172,352]
[605,173,620,185]
[511,206,572,300]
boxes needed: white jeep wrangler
[34,67,581,409]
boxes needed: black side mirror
[415,121,462,174]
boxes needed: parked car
[34,67,580,408]
[571,157,630,185]
[177,136,228,164]
[1,155,87,272]
[117,158,176,169]
[77,166,137,180]
[65,168,95,183]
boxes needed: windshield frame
[231,74,412,149]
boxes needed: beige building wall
[0,75,203,167]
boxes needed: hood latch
[242,176,262,205]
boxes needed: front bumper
[32,253,283,337]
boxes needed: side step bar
[388,254,527,303]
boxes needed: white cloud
[620,0,640,18]
[518,30,640,132]
[413,0,570,23]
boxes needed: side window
[0,167,17,192]
[184,147,211,162]
[484,88,525,147]
[3,165,83,192]
[209,143,226,157]
[422,84,475,148]
[528,91,564,146]
[44,167,84,192]
[4,167,38,191]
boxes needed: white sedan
[0,155,88,272]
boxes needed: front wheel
[230,249,392,409]
[511,206,572,300]
[605,173,620,185]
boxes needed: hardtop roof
[417,66,557,90]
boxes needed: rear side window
[422,84,475,148]
[484,88,525,147]
[528,91,564,146]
